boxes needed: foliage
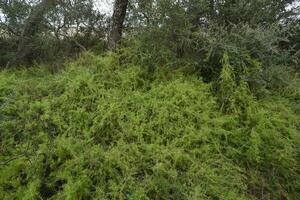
[0,0,108,67]
[0,1,300,199]
[0,53,300,199]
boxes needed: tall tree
[108,0,129,49]
[11,0,57,66]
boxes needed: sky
[94,0,113,15]
[289,0,300,10]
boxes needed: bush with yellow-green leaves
[0,53,299,200]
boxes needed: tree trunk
[209,0,215,19]
[11,0,57,66]
[108,0,129,49]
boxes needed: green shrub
[0,53,299,199]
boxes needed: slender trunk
[108,0,129,49]
[10,0,57,66]
[209,0,215,19]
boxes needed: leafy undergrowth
[0,53,300,200]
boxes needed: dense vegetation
[1,52,300,199]
[1,0,300,199]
